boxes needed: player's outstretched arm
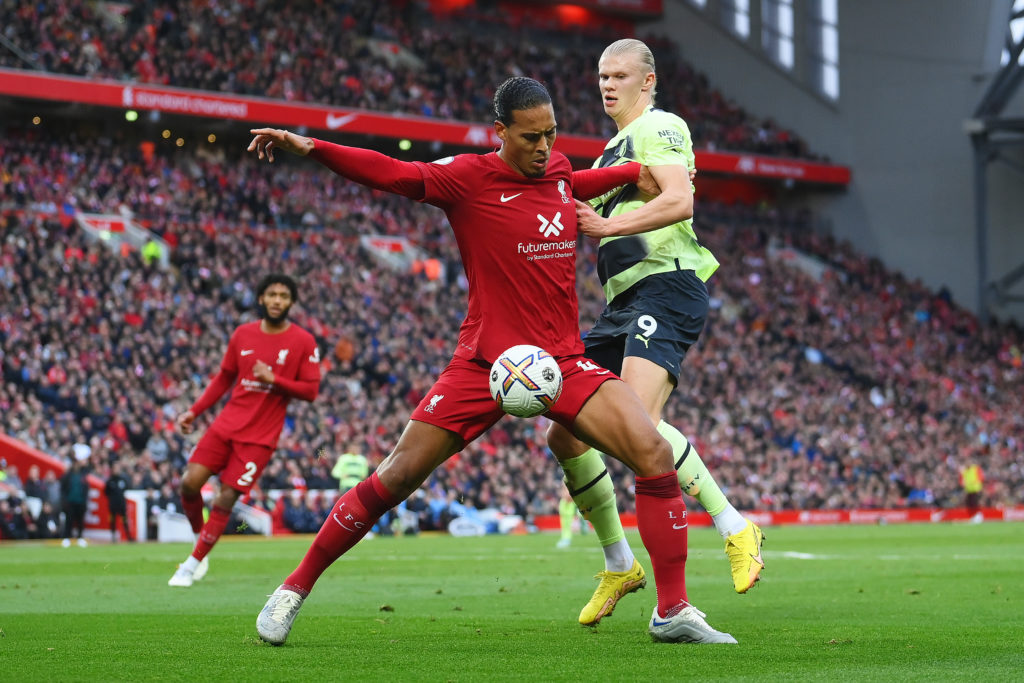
[247,129,425,199]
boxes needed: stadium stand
[0,0,819,158]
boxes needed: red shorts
[188,424,275,493]
[410,353,618,444]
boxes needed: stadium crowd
[0,0,816,159]
[2,116,1022,545]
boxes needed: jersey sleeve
[412,155,481,209]
[299,333,322,382]
[635,112,695,170]
[221,329,241,375]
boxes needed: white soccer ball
[488,344,563,418]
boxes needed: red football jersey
[207,321,321,446]
[414,151,583,363]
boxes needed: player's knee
[375,457,425,501]
[214,488,240,509]
[179,477,201,498]
[546,422,580,459]
[632,429,674,477]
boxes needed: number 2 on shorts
[237,461,258,487]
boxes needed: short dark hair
[493,77,552,126]
[256,273,298,301]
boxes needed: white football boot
[167,565,194,587]
[648,603,737,644]
[192,556,209,582]
[257,585,306,645]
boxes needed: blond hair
[601,38,657,103]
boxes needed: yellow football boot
[578,558,646,626]
[725,519,765,593]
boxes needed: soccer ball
[488,344,563,418]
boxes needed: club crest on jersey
[557,179,571,204]
[424,394,444,413]
[276,349,290,365]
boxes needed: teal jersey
[590,107,719,302]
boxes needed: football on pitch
[488,344,563,418]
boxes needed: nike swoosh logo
[595,370,610,375]
[672,523,688,530]
[326,113,357,130]
[651,617,673,628]
[750,550,763,565]
[241,350,255,356]
[500,193,522,203]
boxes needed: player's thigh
[376,420,465,499]
[570,379,672,477]
[619,355,674,420]
[186,427,233,486]
[220,442,274,494]
[181,462,216,494]
[391,357,504,497]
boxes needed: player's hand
[575,199,615,238]
[176,410,196,435]
[247,128,314,163]
[636,165,663,197]
[636,166,695,197]
[252,360,275,384]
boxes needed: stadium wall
[645,0,1024,322]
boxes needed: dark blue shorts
[583,269,708,385]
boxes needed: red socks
[283,473,398,596]
[635,472,689,617]
[181,492,205,534]
[192,505,231,561]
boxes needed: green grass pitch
[2,522,1022,681]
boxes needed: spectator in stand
[282,491,320,534]
[1,462,23,491]
[104,461,133,542]
[0,498,32,540]
[41,470,63,510]
[35,501,62,540]
[22,464,46,501]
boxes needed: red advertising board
[534,506,1020,530]
[0,68,850,186]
